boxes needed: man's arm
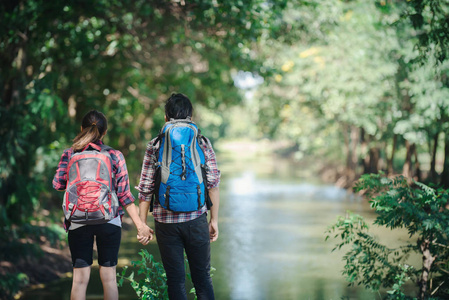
[200,136,221,242]
[208,187,220,242]
[139,200,151,223]
[136,141,157,224]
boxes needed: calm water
[20,152,417,300]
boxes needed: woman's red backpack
[63,143,119,224]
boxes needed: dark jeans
[155,213,215,300]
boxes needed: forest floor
[1,233,72,299]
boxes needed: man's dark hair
[165,93,193,120]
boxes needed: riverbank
[217,139,350,187]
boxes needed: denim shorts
[68,223,121,268]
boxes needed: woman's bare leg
[99,265,118,300]
[71,266,91,300]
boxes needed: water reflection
[213,170,374,300]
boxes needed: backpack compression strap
[82,142,102,152]
[81,143,117,193]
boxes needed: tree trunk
[343,125,350,172]
[349,126,359,178]
[414,145,422,182]
[338,125,358,188]
[361,129,369,174]
[403,140,415,178]
[344,125,358,178]
[441,134,449,188]
[419,238,436,299]
[369,147,380,174]
[387,134,397,175]
[429,132,439,183]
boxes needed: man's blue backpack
[153,118,211,212]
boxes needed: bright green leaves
[325,212,370,250]
[356,173,449,236]
[326,210,407,292]
[328,173,449,297]
[0,272,29,300]
[117,249,168,300]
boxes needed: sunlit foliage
[327,173,449,299]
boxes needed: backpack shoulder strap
[197,128,208,145]
[98,144,116,191]
[152,133,164,146]
[100,144,113,151]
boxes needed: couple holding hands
[53,93,220,300]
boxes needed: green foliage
[396,0,449,62]
[327,173,449,298]
[326,211,413,292]
[118,249,215,300]
[118,249,168,300]
[386,264,414,299]
[355,173,449,239]
[0,272,29,300]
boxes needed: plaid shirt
[52,140,135,217]
[136,134,220,223]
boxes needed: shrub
[326,173,449,299]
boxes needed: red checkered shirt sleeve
[200,136,221,189]
[52,148,72,190]
[110,150,135,207]
[136,139,159,202]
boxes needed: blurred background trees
[249,0,449,187]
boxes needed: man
[137,93,220,300]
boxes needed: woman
[53,110,153,300]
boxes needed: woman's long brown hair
[72,110,108,152]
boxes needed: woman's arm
[53,149,71,191]
[114,150,153,244]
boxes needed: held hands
[137,224,154,245]
[209,219,219,242]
